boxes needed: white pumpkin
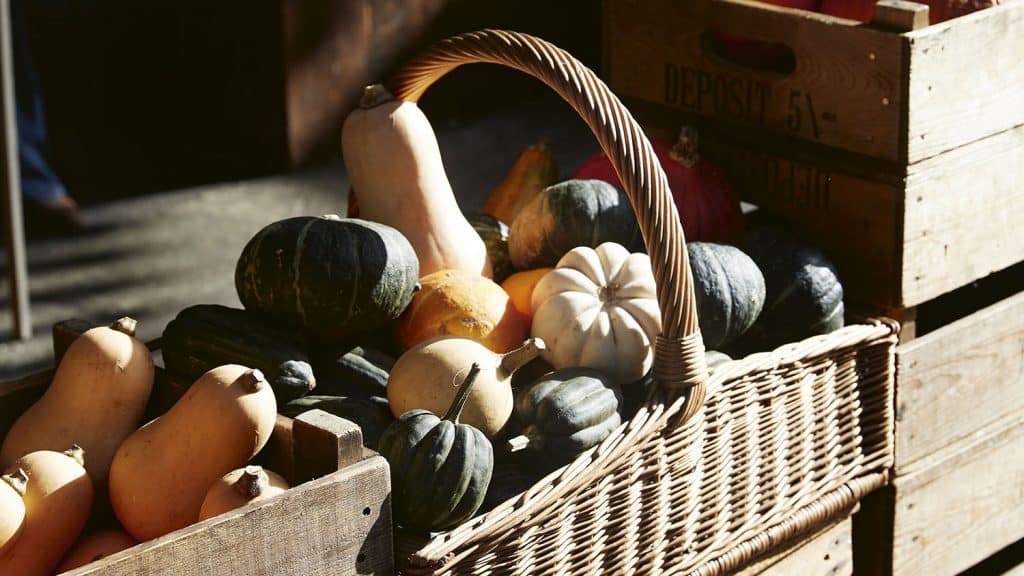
[530,242,661,385]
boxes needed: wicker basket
[388,30,897,575]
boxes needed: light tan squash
[54,528,138,573]
[387,337,544,438]
[198,465,289,521]
[0,469,27,557]
[0,318,154,491]
[0,447,93,576]
[108,366,277,541]
[341,84,492,278]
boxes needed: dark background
[25,0,601,205]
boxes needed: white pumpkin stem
[111,317,138,337]
[444,363,482,424]
[498,338,546,381]
[359,84,395,109]
[240,369,267,392]
[669,125,700,168]
[321,214,343,221]
[1,468,28,497]
[63,444,86,468]
[234,466,268,500]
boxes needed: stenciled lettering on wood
[708,141,832,212]
[663,63,838,141]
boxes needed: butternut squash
[198,465,289,521]
[341,84,492,278]
[108,366,277,540]
[484,141,558,224]
[388,337,544,438]
[0,447,93,576]
[0,469,27,557]
[1,318,154,491]
[55,528,138,573]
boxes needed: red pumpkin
[818,0,876,21]
[573,127,743,244]
[928,0,999,23]
[714,0,820,69]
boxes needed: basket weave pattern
[388,30,897,575]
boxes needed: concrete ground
[0,96,596,379]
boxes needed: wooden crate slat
[894,290,1024,473]
[605,0,905,162]
[906,1,1024,164]
[63,456,393,576]
[889,412,1024,576]
[901,123,1024,306]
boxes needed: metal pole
[0,0,32,341]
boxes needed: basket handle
[390,29,708,419]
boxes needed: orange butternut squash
[108,366,277,540]
[198,465,289,521]
[0,447,93,576]
[0,469,27,557]
[1,318,154,491]
[55,528,138,572]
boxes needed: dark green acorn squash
[234,215,419,346]
[467,212,515,283]
[281,395,393,449]
[743,226,845,345]
[161,304,315,403]
[508,367,623,466]
[508,179,645,269]
[314,346,395,399]
[688,242,766,349]
[377,363,493,532]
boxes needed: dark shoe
[23,195,82,238]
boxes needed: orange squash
[55,529,138,572]
[1,318,154,492]
[0,447,93,576]
[500,268,554,324]
[397,269,528,353]
[109,366,277,540]
[198,465,289,521]
[484,141,558,224]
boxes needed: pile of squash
[0,82,852,566]
[0,320,284,574]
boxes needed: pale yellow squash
[0,447,93,576]
[108,366,277,540]
[1,318,154,491]
[0,469,27,557]
[342,84,492,278]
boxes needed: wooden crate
[0,322,393,576]
[854,411,1024,576]
[604,0,1024,166]
[604,0,1024,309]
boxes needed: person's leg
[10,0,79,234]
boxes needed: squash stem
[669,125,700,168]
[240,369,267,392]
[506,435,531,453]
[63,444,86,468]
[111,317,138,337]
[444,363,482,424]
[1,468,27,497]
[498,338,546,381]
[359,84,395,109]
[234,466,267,500]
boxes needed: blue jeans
[11,0,67,204]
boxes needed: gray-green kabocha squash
[234,215,419,346]
[687,242,766,349]
[377,363,493,532]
